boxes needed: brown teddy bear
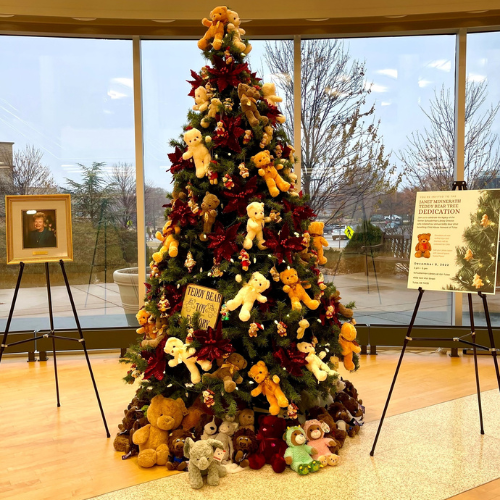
[280,268,320,311]
[238,408,255,432]
[232,428,259,467]
[198,6,228,51]
[153,220,180,262]
[415,233,431,258]
[199,192,220,241]
[203,353,247,392]
[132,395,188,467]
[238,83,269,127]
[308,221,329,265]
[166,428,193,471]
[327,401,359,438]
[334,391,363,418]
[182,398,209,432]
[338,322,361,372]
[252,150,290,198]
[113,397,149,455]
[248,360,289,415]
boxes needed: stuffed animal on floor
[195,415,223,441]
[307,406,344,450]
[226,272,270,322]
[343,379,365,413]
[335,391,363,419]
[248,415,288,473]
[283,426,321,475]
[328,402,360,438]
[280,268,320,311]
[132,395,188,467]
[214,420,238,463]
[184,438,227,489]
[202,353,247,392]
[182,128,212,178]
[113,397,149,456]
[308,222,329,265]
[198,6,229,51]
[166,429,193,471]
[238,408,255,432]
[248,361,289,415]
[338,322,361,372]
[232,428,258,467]
[153,220,181,262]
[181,399,209,432]
[302,419,340,467]
[164,337,212,384]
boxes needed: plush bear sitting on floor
[307,406,344,450]
[335,391,363,419]
[284,426,321,475]
[113,397,149,455]
[302,419,340,467]
[328,401,360,438]
[166,429,193,471]
[203,353,247,392]
[232,428,258,467]
[238,408,255,432]
[248,415,288,473]
[132,395,188,467]
[184,438,227,489]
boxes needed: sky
[0,32,499,191]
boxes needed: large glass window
[0,36,136,330]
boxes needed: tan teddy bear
[308,221,329,265]
[198,6,229,51]
[338,322,361,372]
[227,10,252,54]
[201,98,222,128]
[252,150,290,198]
[415,233,431,258]
[182,128,212,178]
[132,395,188,468]
[238,83,269,128]
[243,201,271,250]
[164,337,213,384]
[193,86,209,112]
[203,352,248,392]
[261,83,286,123]
[238,408,255,432]
[259,125,274,149]
[136,309,155,338]
[280,268,319,311]
[297,341,337,381]
[248,361,289,415]
[226,272,270,321]
[199,192,220,241]
[152,220,180,262]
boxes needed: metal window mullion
[293,35,302,189]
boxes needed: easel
[0,260,110,438]
[370,181,500,456]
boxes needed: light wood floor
[1,349,500,500]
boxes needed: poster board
[181,284,223,329]
[407,189,500,294]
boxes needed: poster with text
[408,189,500,294]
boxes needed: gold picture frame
[5,194,73,265]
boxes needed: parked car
[331,226,347,239]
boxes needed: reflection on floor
[91,389,500,500]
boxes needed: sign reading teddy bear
[181,284,223,329]
[408,189,500,294]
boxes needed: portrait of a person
[25,211,57,248]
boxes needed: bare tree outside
[144,180,168,234]
[264,39,400,221]
[399,81,500,191]
[107,162,137,229]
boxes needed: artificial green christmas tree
[117,6,362,466]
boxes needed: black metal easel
[370,181,500,456]
[0,260,110,438]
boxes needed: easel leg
[45,263,61,407]
[468,293,484,434]
[479,292,500,393]
[0,263,24,364]
[59,260,110,438]
[370,287,425,456]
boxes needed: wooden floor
[1,349,500,500]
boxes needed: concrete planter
[113,267,141,321]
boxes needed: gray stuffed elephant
[184,438,227,489]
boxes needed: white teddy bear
[227,10,252,55]
[182,128,212,178]
[164,337,212,384]
[192,86,209,112]
[243,201,271,250]
[226,272,270,322]
[297,341,337,381]
[261,83,286,123]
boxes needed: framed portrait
[5,194,73,265]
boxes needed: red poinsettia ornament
[167,146,194,174]
[213,115,245,152]
[319,295,341,328]
[142,337,168,381]
[263,223,304,264]
[222,176,261,216]
[162,284,186,314]
[207,56,249,92]
[169,200,198,227]
[282,199,316,232]
[273,341,308,377]
[193,321,235,362]
[207,221,241,264]
[187,69,205,97]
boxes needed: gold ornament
[184,251,196,273]
[473,273,484,289]
[480,214,490,227]
[464,249,473,261]
[248,322,263,337]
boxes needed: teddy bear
[164,337,213,384]
[328,401,360,438]
[152,220,180,262]
[334,391,364,419]
[214,419,238,463]
[283,426,321,475]
[135,309,156,339]
[132,395,188,467]
[113,397,149,455]
[259,125,274,149]
[296,341,337,381]
[248,415,288,473]
[338,322,361,371]
[302,419,340,467]
[238,408,255,432]
[307,406,343,451]
[261,83,286,124]
[252,150,290,198]
[166,428,193,471]
[226,10,252,54]
[201,98,222,128]
[184,438,227,489]
[232,428,258,467]
[202,353,247,392]
[344,379,364,408]
[308,221,329,265]
[193,86,209,112]
[198,6,229,51]
[248,360,289,415]
[280,268,320,311]
[243,201,272,250]
[296,318,310,339]
[415,233,432,258]
[238,83,269,128]
[182,399,210,432]
[182,128,212,178]
[226,272,270,322]
[199,192,220,241]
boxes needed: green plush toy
[283,426,321,475]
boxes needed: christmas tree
[118,6,361,449]
[452,190,500,294]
